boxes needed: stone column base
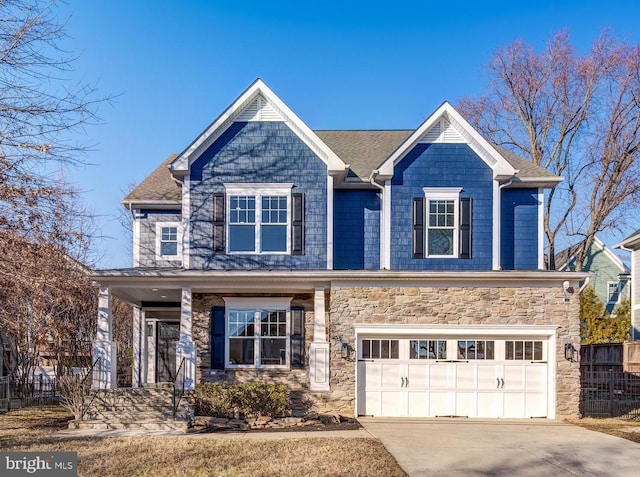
[176,340,197,391]
[91,340,117,390]
[309,342,330,391]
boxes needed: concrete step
[69,419,189,432]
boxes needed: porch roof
[91,268,590,307]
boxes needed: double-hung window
[225,184,293,253]
[424,188,461,257]
[155,222,181,261]
[607,281,622,305]
[224,298,291,368]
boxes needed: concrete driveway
[359,418,640,477]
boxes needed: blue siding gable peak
[390,143,494,270]
[188,121,328,270]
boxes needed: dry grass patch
[0,407,406,477]
[564,417,640,444]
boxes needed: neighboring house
[91,79,586,419]
[556,236,631,314]
[616,230,640,341]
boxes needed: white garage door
[357,336,550,418]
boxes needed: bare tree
[0,0,104,236]
[458,30,640,270]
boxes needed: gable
[170,79,347,177]
[377,102,517,181]
[556,237,630,274]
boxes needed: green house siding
[564,242,630,313]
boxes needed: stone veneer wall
[189,285,580,418]
[191,292,315,390]
[328,285,581,418]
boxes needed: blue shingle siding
[500,188,539,270]
[390,144,493,270]
[137,209,182,268]
[188,121,327,270]
[334,189,381,270]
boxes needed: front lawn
[565,417,640,444]
[0,407,407,476]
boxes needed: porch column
[132,306,142,388]
[92,287,117,389]
[309,287,330,391]
[176,287,197,390]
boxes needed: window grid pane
[260,310,287,337]
[230,196,256,224]
[261,196,287,224]
[161,227,177,241]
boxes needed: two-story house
[91,79,585,419]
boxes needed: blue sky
[56,0,640,268]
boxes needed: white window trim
[223,297,292,369]
[224,183,294,255]
[607,281,622,305]
[423,187,462,258]
[155,221,182,262]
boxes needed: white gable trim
[559,236,630,274]
[377,102,516,180]
[595,236,630,274]
[170,79,346,175]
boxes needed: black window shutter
[290,307,305,368]
[459,197,472,259]
[291,193,305,255]
[412,197,425,259]
[213,193,225,254]
[210,306,225,369]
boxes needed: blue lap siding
[188,121,327,270]
[334,189,381,270]
[390,143,493,270]
[500,188,539,270]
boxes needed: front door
[156,321,180,382]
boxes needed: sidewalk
[54,427,373,439]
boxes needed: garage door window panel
[410,339,446,359]
[505,340,543,361]
[457,340,494,360]
[362,339,399,359]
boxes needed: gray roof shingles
[123,131,559,204]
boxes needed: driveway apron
[359,418,640,477]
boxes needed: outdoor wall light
[341,342,349,359]
[564,343,577,362]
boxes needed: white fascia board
[615,233,640,251]
[170,79,347,175]
[123,200,182,210]
[378,102,517,179]
[595,236,631,273]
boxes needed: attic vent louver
[419,118,465,144]
[235,94,284,122]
